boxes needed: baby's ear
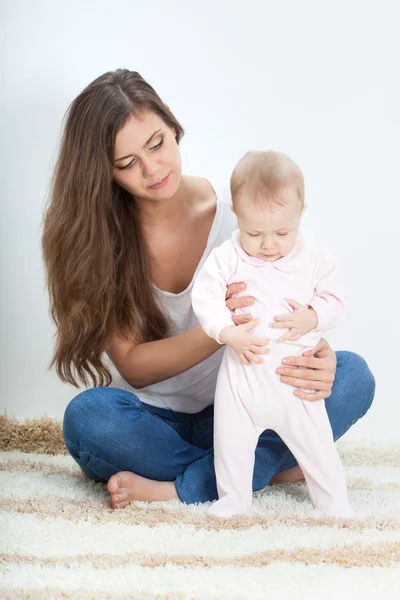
[302,203,308,214]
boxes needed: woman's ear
[230,204,236,215]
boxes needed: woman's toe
[107,473,121,494]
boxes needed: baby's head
[230,151,305,262]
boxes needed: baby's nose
[261,240,274,249]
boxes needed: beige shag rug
[1,414,400,600]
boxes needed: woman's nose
[142,157,158,177]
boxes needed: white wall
[1,0,399,440]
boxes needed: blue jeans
[63,351,375,504]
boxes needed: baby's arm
[308,247,345,331]
[271,246,345,342]
[192,242,268,364]
[191,242,236,342]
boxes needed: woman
[42,69,375,510]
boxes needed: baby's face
[235,195,304,262]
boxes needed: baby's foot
[107,471,179,509]
[207,496,249,519]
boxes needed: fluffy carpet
[1,415,400,599]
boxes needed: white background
[1,0,399,439]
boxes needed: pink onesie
[192,229,353,518]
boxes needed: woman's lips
[149,173,170,190]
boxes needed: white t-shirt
[104,181,237,413]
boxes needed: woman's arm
[108,282,262,388]
[107,326,221,389]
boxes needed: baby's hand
[270,299,318,342]
[219,319,269,365]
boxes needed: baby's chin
[243,248,283,262]
[256,252,282,262]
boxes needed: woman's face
[113,110,182,201]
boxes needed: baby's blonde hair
[230,151,304,209]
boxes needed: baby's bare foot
[107,471,179,509]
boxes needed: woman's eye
[150,139,163,151]
[119,158,136,170]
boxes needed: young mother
[42,69,375,510]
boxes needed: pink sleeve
[191,241,236,343]
[309,246,345,331]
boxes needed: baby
[192,151,353,519]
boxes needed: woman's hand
[276,338,337,402]
[225,282,255,325]
[225,282,269,363]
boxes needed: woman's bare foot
[107,471,180,509]
[269,465,305,485]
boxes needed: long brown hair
[42,69,184,388]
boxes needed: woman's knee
[63,388,101,454]
[336,350,376,417]
[63,387,141,451]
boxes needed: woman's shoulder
[207,179,237,244]
[184,175,231,206]
[183,175,236,245]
